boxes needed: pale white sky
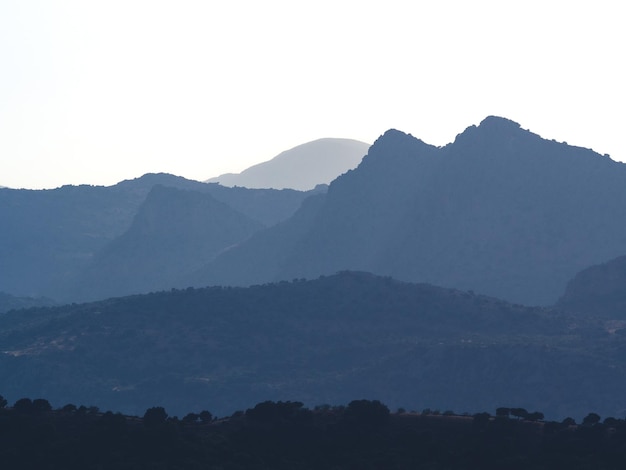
[0,1,623,189]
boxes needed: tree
[526,411,544,422]
[143,406,168,427]
[32,398,52,413]
[246,401,305,423]
[495,407,510,418]
[182,412,200,424]
[510,408,528,420]
[199,410,213,423]
[582,412,601,426]
[344,399,390,427]
[13,398,33,413]
[61,404,77,413]
[0,394,7,408]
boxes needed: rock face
[556,255,626,318]
[207,138,370,190]
[195,117,626,306]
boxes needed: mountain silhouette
[207,138,369,190]
[556,255,626,318]
[0,174,318,301]
[0,291,55,314]
[194,117,626,305]
[71,185,264,301]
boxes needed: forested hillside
[1,272,622,419]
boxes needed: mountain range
[0,174,320,301]
[4,116,626,306]
[206,138,369,190]
[4,117,626,421]
[194,117,626,306]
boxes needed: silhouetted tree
[182,412,200,424]
[143,406,168,427]
[495,407,510,418]
[13,398,33,413]
[582,412,601,426]
[32,398,52,413]
[510,408,528,420]
[526,411,544,422]
[246,400,306,423]
[61,403,77,413]
[0,394,7,408]
[344,399,390,427]
[199,410,213,423]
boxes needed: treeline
[2,394,626,469]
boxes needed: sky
[0,1,624,189]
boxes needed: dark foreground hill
[2,398,625,469]
[195,117,626,306]
[1,272,623,419]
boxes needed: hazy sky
[1,1,623,189]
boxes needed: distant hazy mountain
[556,255,626,318]
[1,271,618,419]
[0,292,55,314]
[207,138,369,190]
[0,173,318,301]
[70,185,264,301]
[194,117,626,306]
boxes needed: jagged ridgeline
[0,272,621,419]
[4,117,626,306]
[195,117,626,306]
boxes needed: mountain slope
[71,185,264,301]
[0,173,317,300]
[195,117,626,305]
[0,292,55,314]
[0,272,619,419]
[556,255,626,318]
[207,138,369,190]
[188,192,327,287]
